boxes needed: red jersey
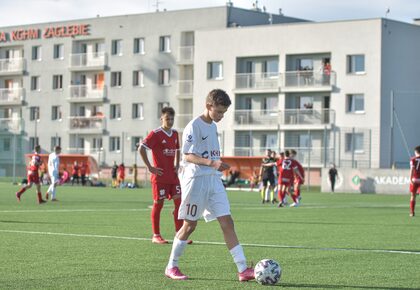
[142,127,180,185]
[29,153,42,172]
[294,160,305,180]
[80,164,87,175]
[410,156,420,179]
[277,158,298,182]
[72,165,79,175]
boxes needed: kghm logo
[352,175,361,186]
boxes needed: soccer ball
[254,259,282,285]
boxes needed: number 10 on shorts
[186,203,198,217]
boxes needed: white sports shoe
[290,202,299,207]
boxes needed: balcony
[0,118,21,133]
[0,88,25,105]
[281,71,336,92]
[280,109,335,128]
[178,46,194,63]
[234,110,279,126]
[235,73,279,91]
[177,80,193,97]
[175,114,193,129]
[68,85,107,102]
[69,52,107,71]
[234,147,271,157]
[0,58,25,75]
[67,147,104,155]
[69,116,105,134]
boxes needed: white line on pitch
[0,208,151,213]
[0,229,419,256]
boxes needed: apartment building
[0,5,419,176]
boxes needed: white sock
[230,244,247,273]
[265,188,270,201]
[51,186,56,199]
[47,184,54,195]
[167,237,188,269]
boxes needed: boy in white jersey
[45,146,61,201]
[165,89,255,282]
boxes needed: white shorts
[49,172,59,185]
[179,174,231,222]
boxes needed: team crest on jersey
[187,134,193,142]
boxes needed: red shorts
[27,171,40,185]
[278,177,292,187]
[152,183,181,201]
[410,182,420,195]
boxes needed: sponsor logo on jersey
[201,151,209,158]
[210,150,220,157]
[163,148,177,156]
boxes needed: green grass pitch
[1,182,419,289]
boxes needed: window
[345,133,364,152]
[31,46,42,60]
[157,102,170,118]
[30,107,40,121]
[3,138,11,151]
[263,60,279,77]
[110,136,120,152]
[52,106,62,120]
[29,137,39,149]
[347,94,365,113]
[132,103,144,119]
[111,72,122,87]
[134,38,145,54]
[158,69,170,86]
[347,55,365,74]
[208,62,223,80]
[53,44,64,59]
[92,138,103,150]
[131,136,142,151]
[50,136,61,150]
[133,70,144,87]
[159,36,171,52]
[110,104,121,119]
[31,76,40,91]
[53,75,63,90]
[111,39,123,55]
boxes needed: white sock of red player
[229,244,247,273]
[167,237,188,269]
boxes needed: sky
[0,0,419,27]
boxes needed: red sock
[291,194,298,203]
[151,202,163,235]
[410,199,416,215]
[17,187,26,195]
[279,189,285,202]
[173,198,183,232]
[37,192,42,202]
[295,187,300,198]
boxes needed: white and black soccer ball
[254,259,282,285]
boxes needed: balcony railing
[69,116,105,131]
[0,118,21,132]
[178,46,194,62]
[236,73,279,90]
[234,109,335,126]
[177,80,193,95]
[0,58,25,74]
[283,71,336,88]
[281,109,335,125]
[0,88,25,104]
[69,52,107,69]
[175,114,193,129]
[69,85,106,100]
[234,147,272,157]
[234,110,279,126]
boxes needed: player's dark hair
[161,106,175,116]
[54,146,61,151]
[206,89,231,107]
[415,146,420,154]
[285,150,290,157]
[291,149,297,155]
[34,145,40,151]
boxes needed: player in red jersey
[409,146,420,217]
[139,107,188,244]
[15,145,47,204]
[276,150,303,208]
[290,149,305,207]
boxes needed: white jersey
[48,152,60,176]
[181,116,221,178]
